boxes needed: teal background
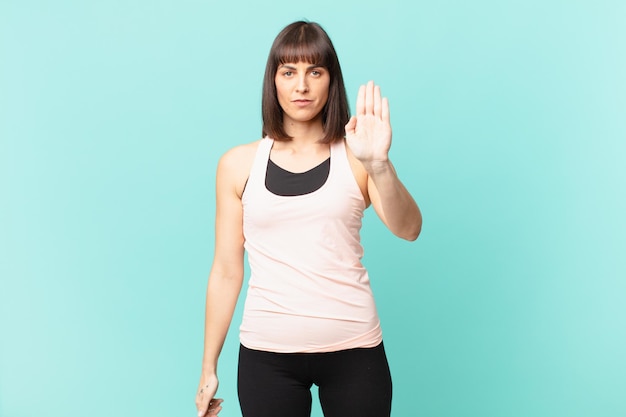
[1,0,625,416]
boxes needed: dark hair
[261,21,350,143]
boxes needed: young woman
[195,21,422,417]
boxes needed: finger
[196,395,210,417]
[382,96,390,123]
[197,401,208,417]
[373,84,382,118]
[345,116,357,135]
[207,399,224,415]
[365,80,374,115]
[356,85,366,115]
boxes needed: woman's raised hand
[345,80,392,166]
[195,374,224,416]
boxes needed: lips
[292,99,313,107]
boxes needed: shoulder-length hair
[261,21,350,144]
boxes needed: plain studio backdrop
[1,1,624,416]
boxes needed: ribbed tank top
[240,137,383,353]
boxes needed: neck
[282,115,325,144]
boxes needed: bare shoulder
[217,139,262,197]
[219,140,260,169]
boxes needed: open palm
[345,80,392,164]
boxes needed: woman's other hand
[195,374,224,416]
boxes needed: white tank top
[239,137,382,353]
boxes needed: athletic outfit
[238,138,392,416]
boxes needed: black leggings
[237,342,392,417]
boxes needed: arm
[345,81,422,241]
[195,147,249,416]
[366,161,422,241]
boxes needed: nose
[296,75,309,93]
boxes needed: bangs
[273,29,331,68]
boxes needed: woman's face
[275,61,330,127]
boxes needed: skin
[195,62,422,417]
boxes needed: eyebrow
[279,64,323,70]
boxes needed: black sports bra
[265,158,330,196]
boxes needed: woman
[195,21,421,417]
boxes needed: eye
[283,70,293,77]
[311,70,321,77]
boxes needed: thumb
[345,116,357,135]
[197,397,209,417]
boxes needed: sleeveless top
[240,137,383,353]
